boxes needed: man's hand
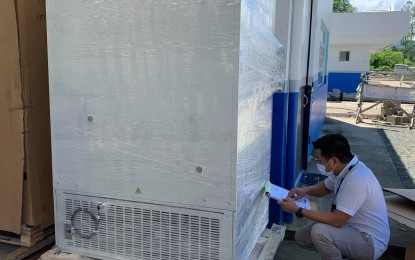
[287,187,307,200]
[277,199,299,214]
[276,198,352,228]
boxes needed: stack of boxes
[0,0,53,237]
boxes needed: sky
[350,0,408,12]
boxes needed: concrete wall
[331,11,410,42]
[329,44,370,73]
[328,72,362,93]
[327,11,410,93]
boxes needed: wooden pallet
[2,233,55,260]
[38,247,91,260]
[0,225,50,248]
[249,224,286,260]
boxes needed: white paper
[266,183,311,210]
[268,183,289,200]
[293,197,311,210]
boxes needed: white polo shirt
[324,156,390,259]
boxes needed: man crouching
[277,134,389,260]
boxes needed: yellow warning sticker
[135,188,142,194]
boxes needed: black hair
[312,134,353,163]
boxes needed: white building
[328,11,410,93]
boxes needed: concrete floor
[274,239,405,260]
[0,242,20,258]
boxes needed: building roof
[330,11,410,52]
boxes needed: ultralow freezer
[47,0,286,259]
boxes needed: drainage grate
[65,199,221,260]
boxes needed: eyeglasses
[310,155,322,164]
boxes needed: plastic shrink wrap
[47,0,286,259]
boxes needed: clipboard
[264,181,317,210]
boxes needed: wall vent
[64,198,221,260]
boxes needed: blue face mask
[316,158,336,176]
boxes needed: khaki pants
[295,222,375,260]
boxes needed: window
[339,51,350,61]
[318,22,329,85]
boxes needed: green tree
[402,1,415,62]
[333,0,358,13]
[401,39,415,61]
[370,48,404,70]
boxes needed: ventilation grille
[65,199,221,260]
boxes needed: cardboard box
[0,0,53,234]
[383,188,415,260]
[384,188,415,229]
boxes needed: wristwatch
[295,207,304,218]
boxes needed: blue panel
[328,72,362,93]
[269,92,288,227]
[283,92,299,223]
[271,85,328,224]
[301,85,311,170]
[308,80,327,155]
